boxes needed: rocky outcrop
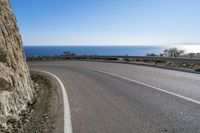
[0,0,33,126]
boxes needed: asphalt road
[29,61,200,133]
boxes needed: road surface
[29,61,200,133]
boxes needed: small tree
[163,48,185,57]
[186,53,195,58]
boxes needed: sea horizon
[24,45,165,57]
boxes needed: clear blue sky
[10,0,200,48]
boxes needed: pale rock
[0,0,33,125]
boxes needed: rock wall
[0,0,33,126]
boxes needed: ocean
[24,46,165,57]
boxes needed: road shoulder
[1,71,65,133]
[24,71,65,133]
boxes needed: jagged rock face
[0,0,33,125]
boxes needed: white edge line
[97,70,200,105]
[39,70,72,133]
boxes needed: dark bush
[195,68,200,72]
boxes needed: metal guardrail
[123,56,200,64]
[71,55,200,64]
[27,55,200,64]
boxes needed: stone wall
[0,0,33,126]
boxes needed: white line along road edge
[96,70,200,105]
[39,70,73,133]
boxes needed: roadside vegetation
[146,48,200,72]
[27,48,200,72]
[147,47,200,58]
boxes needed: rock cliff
[0,0,33,126]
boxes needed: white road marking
[96,70,200,105]
[39,70,73,133]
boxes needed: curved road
[29,61,200,133]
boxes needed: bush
[195,68,200,72]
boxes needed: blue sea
[24,46,165,57]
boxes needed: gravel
[1,72,60,133]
